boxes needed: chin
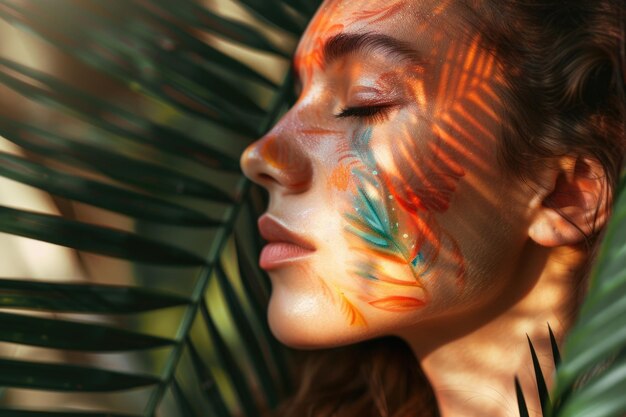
[266,292,371,349]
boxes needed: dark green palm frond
[516,177,626,417]
[0,0,319,415]
[548,176,626,417]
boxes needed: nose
[240,129,313,194]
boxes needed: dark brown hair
[467,0,626,218]
[275,1,626,416]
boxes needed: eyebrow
[322,32,426,68]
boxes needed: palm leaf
[0,0,319,415]
[3,1,624,416]
[516,377,531,417]
[549,175,626,417]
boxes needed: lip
[258,215,315,270]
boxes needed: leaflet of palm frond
[0,52,263,132]
[279,0,321,17]
[548,325,568,414]
[242,187,271,258]
[0,410,140,417]
[146,0,289,57]
[190,300,258,417]
[0,119,234,202]
[234,217,293,393]
[155,67,265,134]
[0,153,220,227]
[516,377,531,417]
[185,338,231,417]
[0,311,174,351]
[555,354,626,417]
[527,336,551,416]
[144,178,252,414]
[232,227,274,315]
[552,179,626,396]
[0,58,243,171]
[234,236,271,315]
[215,263,281,406]
[548,177,626,417]
[0,7,270,137]
[236,0,307,35]
[0,278,189,314]
[0,206,206,265]
[159,55,267,115]
[549,325,563,363]
[0,1,276,88]
[0,358,160,392]
[233,250,292,394]
[172,378,201,417]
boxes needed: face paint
[332,40,501,321]
[348,1,406,24]
[294,1,345,84]
[242,0,526,347]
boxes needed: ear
[528,156,609,247]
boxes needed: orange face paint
[368,296,425,312]
[328,163,352,192]
[349,1,406,24]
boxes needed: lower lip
[259,242,314,270]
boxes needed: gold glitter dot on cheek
[403,233,409,238]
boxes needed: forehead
[294,0,465,72]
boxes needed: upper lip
[258,215,315,250]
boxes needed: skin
[241,1,608,416]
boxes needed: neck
[405,243,585,417]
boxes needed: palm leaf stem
[143,69,295,416]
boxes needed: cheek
[325,119,468,322]
[370,114,466,213]
[327,162,352,192]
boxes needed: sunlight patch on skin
[435,115,490,166]
[432,0,454,15]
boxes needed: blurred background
[0,0,317,415]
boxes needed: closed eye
[335,104,395,123]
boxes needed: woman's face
[241,0,537,348]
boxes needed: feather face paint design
[336,61,471,320]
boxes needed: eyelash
[335,104,394,124]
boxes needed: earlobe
[528,156,609,247]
